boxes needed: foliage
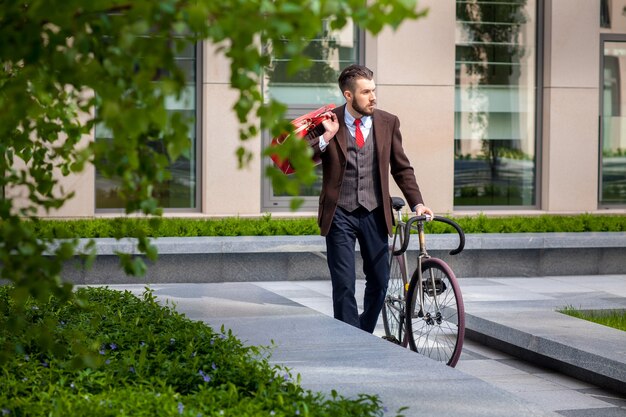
[21,213,626,239]
[602,147,626,157]
[29,215,321,238]
[0,286,396,416]
[424,213,626,234]
[0,0,425,361]
[559,306,626,332]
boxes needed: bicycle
[381,197,466,367]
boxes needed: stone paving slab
[460,276,626,395]
[110,282,560,417]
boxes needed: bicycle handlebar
[392,215,465,256]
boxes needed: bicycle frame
[385,205,466,365]
[390,210,440,325]
[388,209,409,328]
[391,208,410,287]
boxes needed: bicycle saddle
[391,197,405,211]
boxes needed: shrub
[0,286,393,417]
[22,213,626,238]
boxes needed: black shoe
[382,335,401,345]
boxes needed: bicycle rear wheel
[382,252,408,346]
[405,258,465,367]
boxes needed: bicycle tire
[382,251,408,346]
[405,258,465,367]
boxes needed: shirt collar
[344,109,373,129]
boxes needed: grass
[558,306,626,332]
[0,286,400,417]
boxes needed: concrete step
[61,233,626,284]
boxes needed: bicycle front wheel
[406,258,465,367]
[382,252,408,346]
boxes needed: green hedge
[29,216,321,238]
[424,213,626,234]
[0,286,394,417]
[26,213,626,238]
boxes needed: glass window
[600,38,626,206]
[601,0,611,28]
[95,43,199,211]
[454,0,538,207]
[262,21,361,210]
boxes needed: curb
[465,310,626,395]
[60,233,626,283]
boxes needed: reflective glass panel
[266,21,358,107]
[601,41,626,204]
[95,45,197,210]
[454,0,537,207]
[264,22,359,206]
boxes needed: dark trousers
[325,206,390,333]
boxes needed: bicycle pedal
[423,278,447,296]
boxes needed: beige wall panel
[52,116,96,217]
[202,84,262,216]
[203,41,231,84]
[545,0,599,88]
[48,165,96,217]
[542,87,598,211]
[7,167,94,218]
[375,0,456,86]
[7,133,95,218]
[378,85,456,214]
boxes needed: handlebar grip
[433,216,465,255]
[391,215,465,256]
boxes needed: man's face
[345,77,376,117]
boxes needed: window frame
[94,41,203,214]
[452,0,544,210]
[261,27,365,212]
[598,33,626,208]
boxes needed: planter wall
[61,233,626,284]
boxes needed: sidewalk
[106,275,626,417]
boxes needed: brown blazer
[307,104,424,236]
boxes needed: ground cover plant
[26,213,626,239]
[0,286,398,417]
[559,306,626,332]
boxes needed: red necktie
[354,118,365,149]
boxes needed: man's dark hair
[338,64,374,94]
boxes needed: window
[454,0,538,207]
[95,42,201,211]
[262,21,362,211]
[601,0,611,28]
[600,36,626,206]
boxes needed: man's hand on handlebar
[415,203,434,220]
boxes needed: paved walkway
[107,275,626,417]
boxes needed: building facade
[50,0,626,219]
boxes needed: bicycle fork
[412,222,443,325]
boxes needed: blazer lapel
[335,104,348,158]
[373,109,389,158]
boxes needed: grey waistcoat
[337,127,383,212]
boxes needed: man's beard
[352,99,375,116]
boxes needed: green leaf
[0,0,422,367]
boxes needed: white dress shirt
[319,112,372,151]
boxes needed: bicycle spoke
[382,252,407,344]
[406,259,465,367]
